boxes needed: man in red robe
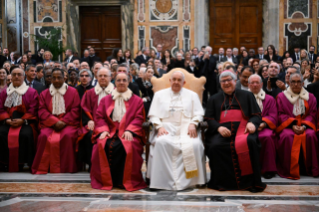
[0,67,39,172]
[32,68,81,174]
[79,67,114,168]
[90,72,147,191]
[248,74,277,179]
[276,72,319,179]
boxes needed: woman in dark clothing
[264,45,279,62]
[112,48,125,64]
[136,66,154,116]
[161,49,174,72]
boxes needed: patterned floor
[0,170,318,212]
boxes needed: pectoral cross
[170,108,175,115]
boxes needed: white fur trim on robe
[111,88,132,122]
[251,89,265,112]
[4,82,29,108]
[284,87,309,116]
[50,83,68,115]
[95,82,114,106]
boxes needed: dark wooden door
[80,6,122,61]
[209,0,263,54]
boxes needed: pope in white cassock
[147,71,206,190]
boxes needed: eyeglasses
[290,80,302,85]
[80,75,89,78]
[220,79,233,84]
[11,73,23,77]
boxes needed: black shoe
[263,172,275,179]
[248,188,258,193]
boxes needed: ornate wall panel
[279,0,318,54]
[134,0,194,57]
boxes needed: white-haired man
[78,67,114,169]
[205,70,266,192]
[0,67,39,172]
[248,74,277,179]
[147,71,206,190]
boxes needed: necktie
[297,53,299,60]
[94,79,97,86]
[260,55,262,59]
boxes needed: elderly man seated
[276,72,319,179]
[0,67,39,172]
[248,74,277,179]
[90,72,146,191]
[205,70,266,192]
[32,68,81,174]
[147,71,206,191]
[78,67,114,169]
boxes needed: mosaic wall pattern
[280,0,318,54]
[134,0,194,56]
[35,0,62,22]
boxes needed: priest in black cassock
[205,70,266,193]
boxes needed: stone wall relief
[150,0,178,21]
[285,0,312,19]
[150,26,178,55]
[35,0,62,23]
[137,0,145,22]
[284,22,312,52]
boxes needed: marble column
[263,0,279,48]
[121,0,134,52]
[66,0,80,53]
[194,0,209,48]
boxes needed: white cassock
[147,88,206,190]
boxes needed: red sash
[8,126,22,172]
[219,109,253,176]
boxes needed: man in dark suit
[307,72,319,109]
[3,48,10,62]
[278,57,293,82]
[215,48,225,63]
[200,46,217,106]
[64,49,79,65]
[263,61,282,99]
[291,46,301,63]
[31,48,44,65]
[25,65,46,95]
[88,47,101,68]
[221,48,238,65]
[255,47,265,60]
[154,59,166,77]
[308,45,317,64]
[134,47,150,66]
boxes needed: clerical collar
[224,91,235,97]
[170,88,182,95]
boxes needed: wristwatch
[24,119,28,125]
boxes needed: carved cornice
[70,0,131,6]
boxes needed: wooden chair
[143,68,208,167]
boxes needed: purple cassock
[258,94,277,174]
[276,92,319,180]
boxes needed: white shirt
[226,56,233,62]
[241,84,249,91]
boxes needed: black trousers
[104,137,126,187]
[0,125,35,171]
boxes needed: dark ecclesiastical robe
[0,87,39,172]
[76,84,94,100]
[90,93,147,191]
[32,86,81,174]
[205,89,266,192]
[276,92,319,179]
[258,94,278,174]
